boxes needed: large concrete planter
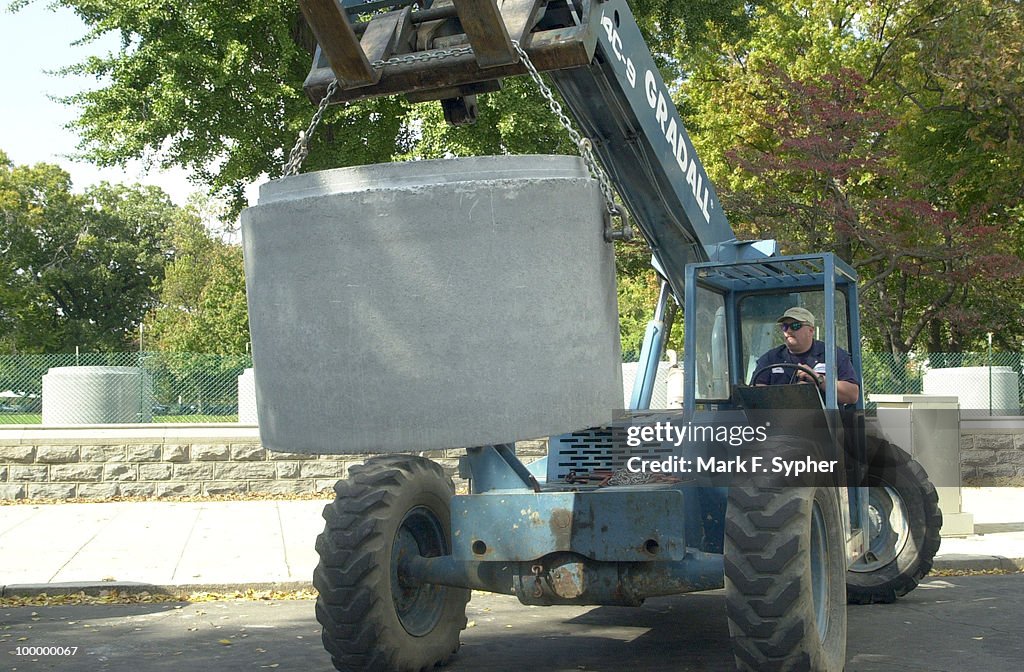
[241,155,622,454]
[42,366,153,425]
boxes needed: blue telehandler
[263,2,944,670]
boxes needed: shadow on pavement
[1,576,1021,672]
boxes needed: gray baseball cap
[776,307,816,327]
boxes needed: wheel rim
[810,500,830,639]
[849,484,909,573]
[391,505,448,636]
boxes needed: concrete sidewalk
[0,500,326,595]
[1,488,1023,597]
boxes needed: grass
[0,414,239,425]
[154,415,239,423]
[0,413,40,424]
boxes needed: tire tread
[314,455,469,672]
[847,449,942,605]
[726,485,846,672]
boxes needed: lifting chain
[377,45,473,67]
[283,79,340,177]
[510,40,633,242]
[282,47,474,177]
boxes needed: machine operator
[751,307,861,405]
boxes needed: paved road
[2,575,1021,671]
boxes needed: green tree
[0,150,178,352]
[682,0,1024,353]
[20,1,761,206]
[869,0,1024,349]
[718,65,1018,353]
[145,210,249,354]
[11,0,409,215]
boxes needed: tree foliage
[0,150,181,353]
[18,1,761,208]
[683,0,1024,352]
[14,0,409,214]
[719,65,1018,353]
[880,1,1024,350]
[144,208,249,354]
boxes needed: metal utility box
[870,394,974,536]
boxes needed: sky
[0,2,250,207]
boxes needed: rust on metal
[549,507,573,549]
[549,562,586,599]
[498,0,548,45]
[350,2,460,36]
[404,79,501,103]
[550,508,572,529]
[531,563,545,598]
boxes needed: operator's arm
[831,349,860,405]
[793,371,857,403]
[790,371,858,403]
[793,352,860,404]
[833,380,860,405]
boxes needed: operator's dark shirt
[751,340,858,386]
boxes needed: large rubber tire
[314,455,470,672]
[726,486,847,672]
[846,446,942,605]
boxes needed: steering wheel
[750,362,823,387]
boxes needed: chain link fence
[1,351,1021,425]
[0,352,251,424]
[861,351,1024,413]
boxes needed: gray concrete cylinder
[42,366,153,425]
[241,155,622,454]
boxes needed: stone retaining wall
[0,441,377,500]
[961,428,1024,485]
[1,423,1021,500]
[0,426,545,501]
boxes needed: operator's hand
[796,370,824,386]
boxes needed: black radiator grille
[547,427,673,481]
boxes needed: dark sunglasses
[780,322,806,332]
